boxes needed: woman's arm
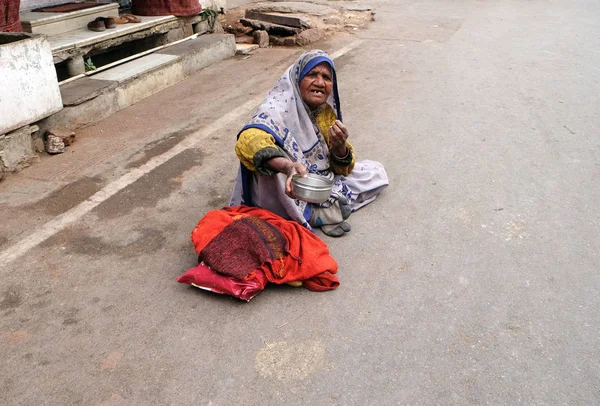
[236,128,286,174]
[265,157,308,197]
[317,107,356,175]
[235,128,307,197]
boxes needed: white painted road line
[0,40,363,266]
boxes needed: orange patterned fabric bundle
[178,205,339,301]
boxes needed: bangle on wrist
[332,147,350,160]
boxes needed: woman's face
[299,62,333,110]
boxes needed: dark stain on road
[118,228,166,257]
[42,226,167,258]
[125,129,197,169]
[63,317,78,326]
[25,176,104,216]
[31,299,51,309]
[0,287,23,310]
[42,231,119,257]
[94,148,205,219]
[0,235,8,249]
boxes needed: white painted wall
[199,0,226,11]
[0,34,62,135]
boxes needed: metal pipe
[59,32,199,86]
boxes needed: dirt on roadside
[219,1,374,47]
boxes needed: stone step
[20,3,120,37]
[90,53,179,82]
[47,15,177,56]
[44,34,236,133]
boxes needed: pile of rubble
[221,1,374,49]
[0,126,74,179]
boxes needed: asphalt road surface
[1,0,598,404]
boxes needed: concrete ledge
[60,77,118,106]
[159,33,236,76]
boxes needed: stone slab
[48,15,178,54]
[158,33,231,57]
[158,34,236,76]
[240,18,300,36]
[235,43,259,55]
[253,30,269,48]
[20,3,120,36]
[244,10,309,29]
[60,77,117,106]
[89,54,179,82]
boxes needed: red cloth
[177,263,264,301]
[178,206,340,300]
[132,0,201,17]
[0,0,23,32]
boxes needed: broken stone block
[0,125,36,171]
[269,35,284,46]
[296,28,326,46]
[46,135,65,154]
[47,127,76,147]
[240,18,300,36]
[236,44,259,55]
[245,10,310,29]
[270,35,298,47]
[253,30,269,48]
[284,37,297,47]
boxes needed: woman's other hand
[329,120,349,157]
[266,157,308,198]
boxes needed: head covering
[230,50,349,227]
[241,49,341,158]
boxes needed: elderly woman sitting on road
[230,50,388,237]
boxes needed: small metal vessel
[291,173,334,203]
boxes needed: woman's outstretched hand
[266,157,308,198]
[329,120,349,157]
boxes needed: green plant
[200,8,218,21]
[84,57,96,72]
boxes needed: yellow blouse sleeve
[235,128,277,171]
[316,105,356,175]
